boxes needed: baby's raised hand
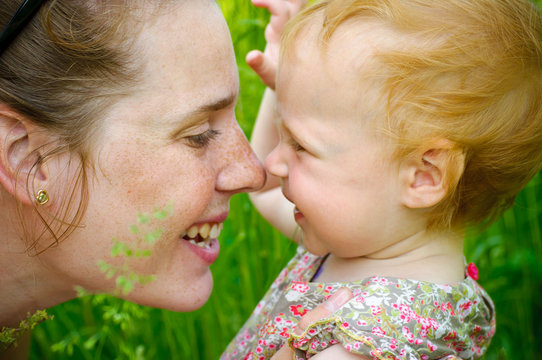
[247,0,307,89]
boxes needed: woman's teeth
[182,223,223,248]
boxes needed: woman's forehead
[129,1,238,111]
[92,0,238,139]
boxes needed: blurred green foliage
[29,1,541,359]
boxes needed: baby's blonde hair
[281,0,542,229]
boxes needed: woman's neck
[0,239,75,327]
[0,199,77,327]
[315,229,465,284]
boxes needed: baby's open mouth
[181,223,223,248]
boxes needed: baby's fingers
[246,50,277,89]
[270,344,292,360]
[289,0,309,14]
[252,0,294,39]
[252,0,288,17]
[293,287,354,336]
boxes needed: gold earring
[36,190,49,205]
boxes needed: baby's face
[267,25,417,258]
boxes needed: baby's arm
[248,0,305,241]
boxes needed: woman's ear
[0,104,49,206]
[399,139,465,209]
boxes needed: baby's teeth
[210,224,219,238]
[188,239,197,246]
[187,226,199,238]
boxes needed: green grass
[29,1,542,359]
[465,172,542,360]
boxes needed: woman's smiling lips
[184,237,220,264]
[181,212,228,264]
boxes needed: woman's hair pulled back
[0,0,155,252]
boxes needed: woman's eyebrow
[168,93,237,139]
[189,92,237,116]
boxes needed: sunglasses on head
[0,0,47,56]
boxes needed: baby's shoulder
[290,276,495,359]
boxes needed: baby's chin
[302,238,330,257]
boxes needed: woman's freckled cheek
[99,124,218,230]
[101,137,163,201]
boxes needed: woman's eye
[288,137,305,152]
[186,129,220,148]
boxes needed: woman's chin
[125,272,214,312]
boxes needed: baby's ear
[399,139,465,209]
[0,104,49,206]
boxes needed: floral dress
[221,246,496,360]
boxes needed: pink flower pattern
[290,281,310,293]
[290,304,308,317]
[221,246,495,360]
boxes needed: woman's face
[39,1,265,311]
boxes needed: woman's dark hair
[0,0,151,253]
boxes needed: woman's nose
[215,122,266,193]
[264,144,288,178]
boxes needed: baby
[222,0,542,358]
